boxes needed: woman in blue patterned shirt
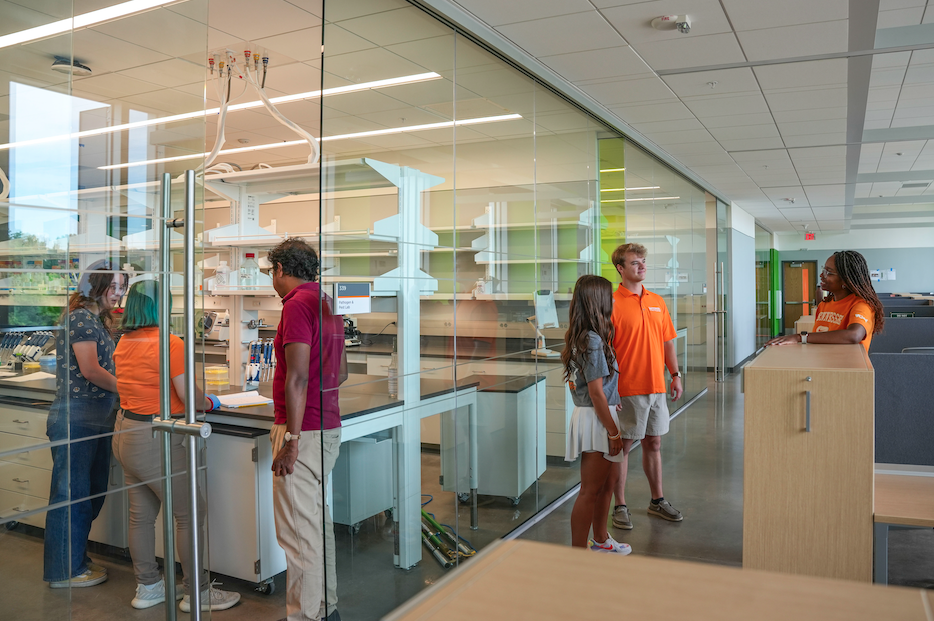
[43,260,126,589]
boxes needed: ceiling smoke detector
[651,15,691,34]
[50,57,92,76]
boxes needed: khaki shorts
[617,393,670,440]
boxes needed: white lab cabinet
[331,434,393,531]
[204,424,284,589]
[441,376,546,503]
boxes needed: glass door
[0,1,213,619]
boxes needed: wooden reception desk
[743,344,874,581]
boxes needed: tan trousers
[112,412,207,593]
[271,424,341,621]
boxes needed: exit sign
[804,232,815,240]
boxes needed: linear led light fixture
[599,168,625,173]
[0,0,188,50]
[0,72,442,153]
[600,196,680,203]
[600,186,661,192]
[98,114,523,170]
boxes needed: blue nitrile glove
[206,394,221,411]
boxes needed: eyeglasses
[820,269,837,277]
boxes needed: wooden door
[782,261,817,332]
[743,364,874,581]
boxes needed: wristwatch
[671,371,682,378]
[801,332,808,344]
[284,431,301,442]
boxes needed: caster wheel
[348,522,362,535]
[509,497,521,507]
[4,521,19,531]
[457,493,470,504]
[384,508,394,520]
[256,581,275,595]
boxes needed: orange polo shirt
[812,295,874,353]
[114,327,186,415]
[612,284,676,397]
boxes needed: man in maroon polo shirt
[268,237,345,621]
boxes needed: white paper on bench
[5,371,56,382]
[218,391,273,407]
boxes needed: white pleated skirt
[565,405,624,463]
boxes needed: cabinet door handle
[12,478,29,483]
[805,390,811,432]
[12,419,28,424]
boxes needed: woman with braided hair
[766,250,883,352]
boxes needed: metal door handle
[12,478,28,483]
[805,390,811,432]
[12,419,28,424]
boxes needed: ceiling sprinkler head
[707,81,718,89]
[784,198,796,203]
[238,138,250,144]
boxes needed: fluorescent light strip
[599,168,625,173]
[0,0,186,49]
[98,114,523,170]
[0,72,442,153]
[600,196,680,203]
[600,186,660,193]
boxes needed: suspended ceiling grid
[446,0,934,234]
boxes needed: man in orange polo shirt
[609,243,684,530]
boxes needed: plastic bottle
[387,337,398,398]
[240,253,259,288]
[215,261,230,288]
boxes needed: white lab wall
[728,228,756,366]
[774,227,934,251]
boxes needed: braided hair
[833,250,884,334]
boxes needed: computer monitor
[530,290,559,357]
[533,290,558,329]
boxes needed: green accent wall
[769,248,781,337]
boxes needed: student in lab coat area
[44,260,126,589]
[267,237,346,621]
[110,280,240,612]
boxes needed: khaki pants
[112,411,207,594]
[271,425,341,621]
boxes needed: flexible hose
[242,63,320,165]
[200,72,231,172]
[0,166,9,200]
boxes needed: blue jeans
[43,395,116,582]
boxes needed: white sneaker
[131,579,184,610]
[179,581,241,612]
[589,535,632,555]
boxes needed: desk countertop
[386,539,931,621]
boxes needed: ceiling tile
[708,124,780,141]
[608,101,695,123]
[765,87,848,111]
[683,92,770,117]
[754,59,848,90]
[209,0,322,42]
[630,33,745,71]
[804,184,846,206]
[782,132,847,147]
[454,0,594,26]
[721,0,848,31]
[541,46,653,82]
[737,20,849,62]
[662,67,759,98]
[496,11,624,57]
[578,77,675,105]
[877,7,925,28]
[702,112,775,128]
[600,0,732,44]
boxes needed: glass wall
[0,0,214,620]
[755,223,773,348]
[1,1,710,620]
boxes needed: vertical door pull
[805,376,812,432]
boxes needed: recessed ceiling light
[599,168,625,173]
[50,57,92,76]
[98,114,523,170]
[600,186,661,192]
[0,0,188,50]
[600,196,680,203]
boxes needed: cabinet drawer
[0,435,53,470]
[0,461,51,499]
[0,405,49,440]
[0,488,48,528]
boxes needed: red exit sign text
[804,232,815,241]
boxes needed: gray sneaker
[647,499,683,522]
[611,505,632,530]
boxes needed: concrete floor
[1,373,930,620]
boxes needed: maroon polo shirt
[273,282,343,430]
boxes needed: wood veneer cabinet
[743,344,874,582]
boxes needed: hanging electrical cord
[0,167,10,200]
